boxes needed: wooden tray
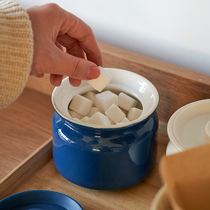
[1,42,210,209]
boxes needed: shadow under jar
[51,68,159,190]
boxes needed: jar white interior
[51,68,159,128]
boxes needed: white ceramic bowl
[167,99,210,153]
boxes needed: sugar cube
[81,116,89,123]
[84,91,96,106]
[68,110,84,120]
[118,92,138,111]
[120,107,128,115]
[116,117,130,125]
[88,107,103,117]
[105,104,126,123]
[120,117,130,123]
[95,90,118,111]
[69,94,93,116]
[109,118,115,125]
[87,112,111,126]
[72,118,81,122]
[127,107,142,121]
[87,66,112,92]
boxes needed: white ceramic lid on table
[167,99,210,152]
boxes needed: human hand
[26,3,103,86]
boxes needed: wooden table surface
[0,42,210,209]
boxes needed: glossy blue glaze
[0,190,82,210]
[52,111,158,190]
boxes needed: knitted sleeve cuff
[0,0,33,108]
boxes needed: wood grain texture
[0,88,54,180]
[0,138,52,200]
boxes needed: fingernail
[86,66,100,79]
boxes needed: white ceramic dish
[166,141,179,155]
[167,99,210,152]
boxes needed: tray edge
[0,137,53,200]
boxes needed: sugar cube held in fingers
[87,66,112,92]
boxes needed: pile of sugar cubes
[68,67,143,126]
[68,90,143,126]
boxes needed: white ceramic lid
[167,99,210,152]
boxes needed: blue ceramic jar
[52,68,159,190]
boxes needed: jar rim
[51,68,159,129]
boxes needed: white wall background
[17,0,210,76]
